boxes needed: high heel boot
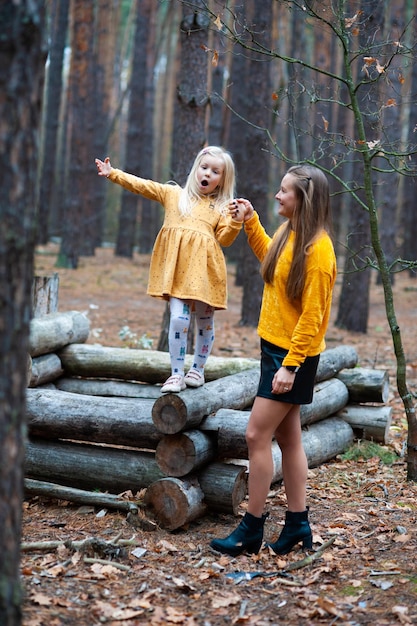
[210,512,269,557]
[268,508,312,555]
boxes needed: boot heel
[268,509,312,555]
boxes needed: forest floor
[21,244,417,626]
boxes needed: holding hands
[228,198,254,223]
[95,156,112,177]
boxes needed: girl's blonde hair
[261,164,332,301]
[178,146,236,216]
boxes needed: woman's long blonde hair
[261,165,332,301]
[178,146,236,216]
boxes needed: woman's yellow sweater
[244,212,337,368]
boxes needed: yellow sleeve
[243,212,272,261]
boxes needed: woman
[210,164,337,556]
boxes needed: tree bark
[30,311,90,357]
[152,368,260,434]
[315,346,358,382]
[336,367,389,403]
[144,476,207,530]
[197,463,248,515]
[24,479,140,513]
[25,439,165,493]
[26,388,162,450]
[58,343,259,384]
[31,274,59,317]
[201,377,349,458]
[155,430,216,477]
[28,354,64,388]
[55,377,162,400]
[336,404,392,444]
[0,2,45,621]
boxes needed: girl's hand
[95,156,112,177]
[228,198,254,222]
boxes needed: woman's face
[196,154,224,195]
[275,173,297,220]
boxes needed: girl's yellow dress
[108,169,242,309]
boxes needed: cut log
[30,311,90,357]
[336,367,389,404]
[300,378,349,426]
[336,404,392,443]
[155,430,216,477]
[28,353,64,387]
[55,377,162,399]
[198,462,248,514]
[31,274,59,317]
[24,478,139,513]
[144,476,207,530]
[151,367,260,434]
[58,343,260,384]
[26,388,162,450]
[315,345,358,382]
[201,378,349,458]
[25,438,165,492]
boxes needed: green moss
[341,441,398,465]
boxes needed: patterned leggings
[168,297,215,376]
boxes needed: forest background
[2,1,417,624]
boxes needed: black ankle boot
[210,512,269,557]
[268,509,312,555]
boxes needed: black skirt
[256,339,319,405]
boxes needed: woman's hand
[271,367,296,394]
[228,198,255,222]
[95,156,112,177]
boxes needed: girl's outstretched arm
[95,156,112,177]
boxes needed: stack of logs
[25,307,392,531]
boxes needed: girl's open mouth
[201,180,209,187]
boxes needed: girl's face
[275,173,298,220]
[196,154,225,195]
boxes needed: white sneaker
[160,374,186,393]
[184,369,205,388]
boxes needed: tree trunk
[198,463,248,515]
[29,311,90,357]
[25,438,165,492]
[201,377,349,458]
[37,0,70,243]
[336,404,392,444]
[151,368,260,434]
[0,2,45,622]
[24,479,140,514]
[58,0,96,266]
[26,388,162,450]
[336,367,389,404]
[28,354,64,388]
[144,476,207,530]
[31,274,59,317]
[155,430,216,477]
[55,378,162,400]
[58,343,259,384]
[238,0,272,326]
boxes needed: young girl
[210,164,337,556]
[95,147,242,393]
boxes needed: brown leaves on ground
[21,245,417,625]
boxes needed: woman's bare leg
[274,404,307,511]
[245,397,293,517]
